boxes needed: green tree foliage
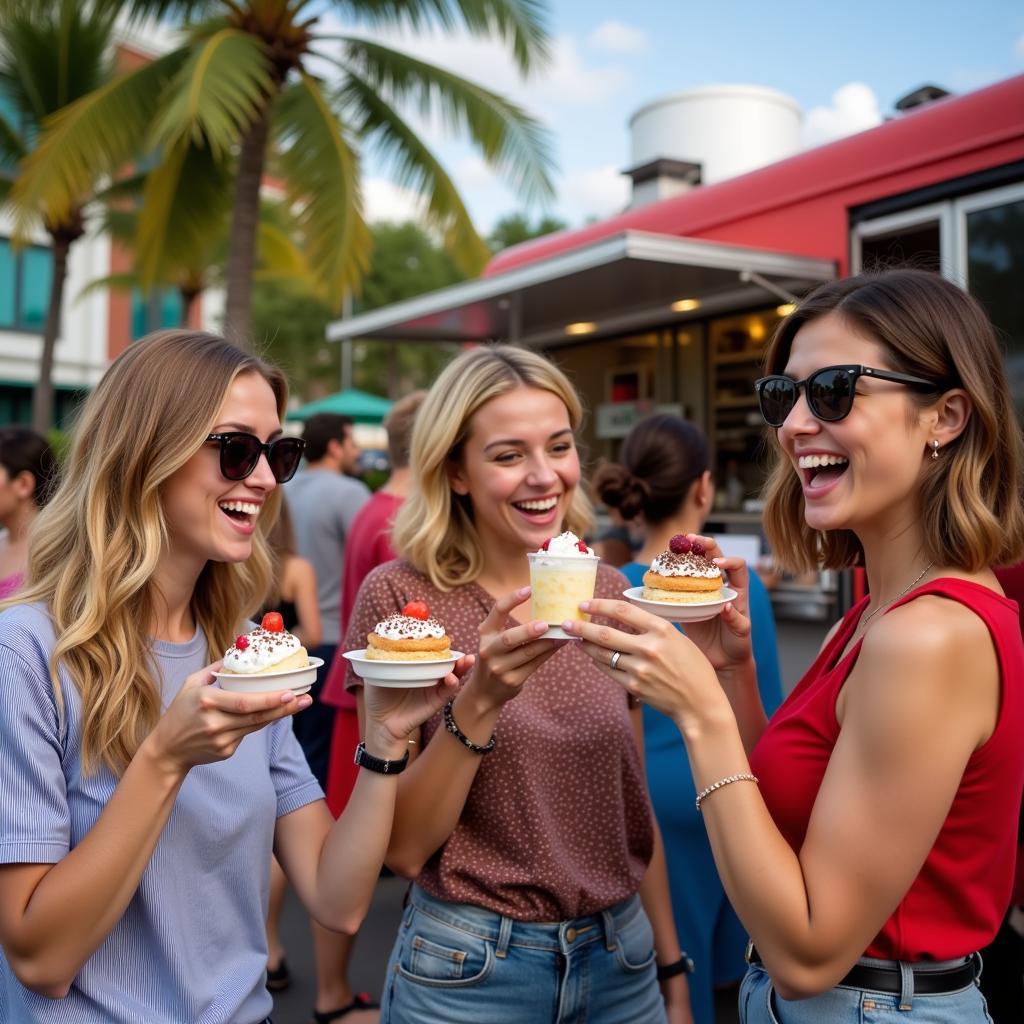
[14,0,557,343]
[489,210,567,251]
[0,0,119,430]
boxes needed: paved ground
[270,618,828,1024]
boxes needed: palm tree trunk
[180,285,202,327]
[32,234,71,433]
[224,98,273,346]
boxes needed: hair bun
[592,462,649,521]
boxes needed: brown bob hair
[761,269,1024,573]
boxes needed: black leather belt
[745,943,978,995]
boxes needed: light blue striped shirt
[0,603,323,1023]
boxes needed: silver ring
[609,651,622,671]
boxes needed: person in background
[284,412,373,1022]
[980,561,1024,1024]
[570,269,1024,1023]
[322,390,426,816]
[593,413,783,1024]
[0,426,59,599]
[344,345,692,1024]
[0,330,456,1024]
[262,494,322,994]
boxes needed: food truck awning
[327,231,835,348]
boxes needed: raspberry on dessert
[577,540,588,552]
[234,634,249,650]
[402,601,430,620]
[691,541,706,557]
[261,611,285,632]
[541,538,551,551]
[669,534,692,555]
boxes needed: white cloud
[800,82,882,149]
[560,165,631,220]
[587,20,651,56]
[362,178,429,224]
[454,155,496,187]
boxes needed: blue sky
[338,1,1024,233]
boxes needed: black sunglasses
[206,432,305,483]
[754,364,939,427]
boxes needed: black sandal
[312,993,381,1023]
[266,957,292,992]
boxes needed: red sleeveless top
[749,578,1024,960]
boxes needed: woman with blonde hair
[569,269,1024,1022]
[344,345,693,1023]
[0,330,456,1024]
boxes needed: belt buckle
[744,939,755,965]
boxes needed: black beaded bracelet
[443,700,495,755]
[656,953,695,980]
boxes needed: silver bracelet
[695,772,758,811]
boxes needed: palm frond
[135,139,233,290]
[338,70,490,275]
[76,270,141,303]
[149,28,275,159]
[334,36,554,203]
[272,72,371,304]
[336,0,550,73]
[0,110,26,168]
[7,47,189,235]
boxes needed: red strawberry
[669,534,691,555]
[541,538,551,551]
[403,601,430,620]
[261,611,285,632]
[577,540,588,553]
[691,541,706,557]
[234,634,249,650]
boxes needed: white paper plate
[214,656,324,695]
[541,625,580,641]
[623,586,738,623]
[343,649,463,688]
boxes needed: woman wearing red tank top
[565,269,1024,1022]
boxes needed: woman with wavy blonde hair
[0,330,456,1024]
[344,344,693,1023]
[571,269,1024,1023]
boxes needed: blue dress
[622,562,783,1024]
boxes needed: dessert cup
[528,551,599,638]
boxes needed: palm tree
[14,0,555,343]
[0,0,122,431]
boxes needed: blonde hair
[393,345,593,590]
[6,330,288,775]
[762,270,1024,573]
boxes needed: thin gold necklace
[854,561,935,641]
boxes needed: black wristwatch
[353,741,409,775]
[656,953,695,980]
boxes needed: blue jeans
[381,885,668,1024]
[739,957,994,1023]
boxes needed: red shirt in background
[321,490,404,710]
[320,490,404,817]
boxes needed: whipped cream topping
[537,531,595,557]
[223,627,302,672]
[650,551,722,579]
[373,614,447,640]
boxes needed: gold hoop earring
[931,439,940,460]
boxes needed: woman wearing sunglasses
[565,269,1024,1023]
[0,330,455,1024]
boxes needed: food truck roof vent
[894,84,951,112]
[623,158,702,208]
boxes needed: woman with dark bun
[0,427,59,599]
[593,415,782,1024]
[570,269,1024,1023]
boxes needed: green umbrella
[291,387,392,424]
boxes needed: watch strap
[353,740,409,775]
